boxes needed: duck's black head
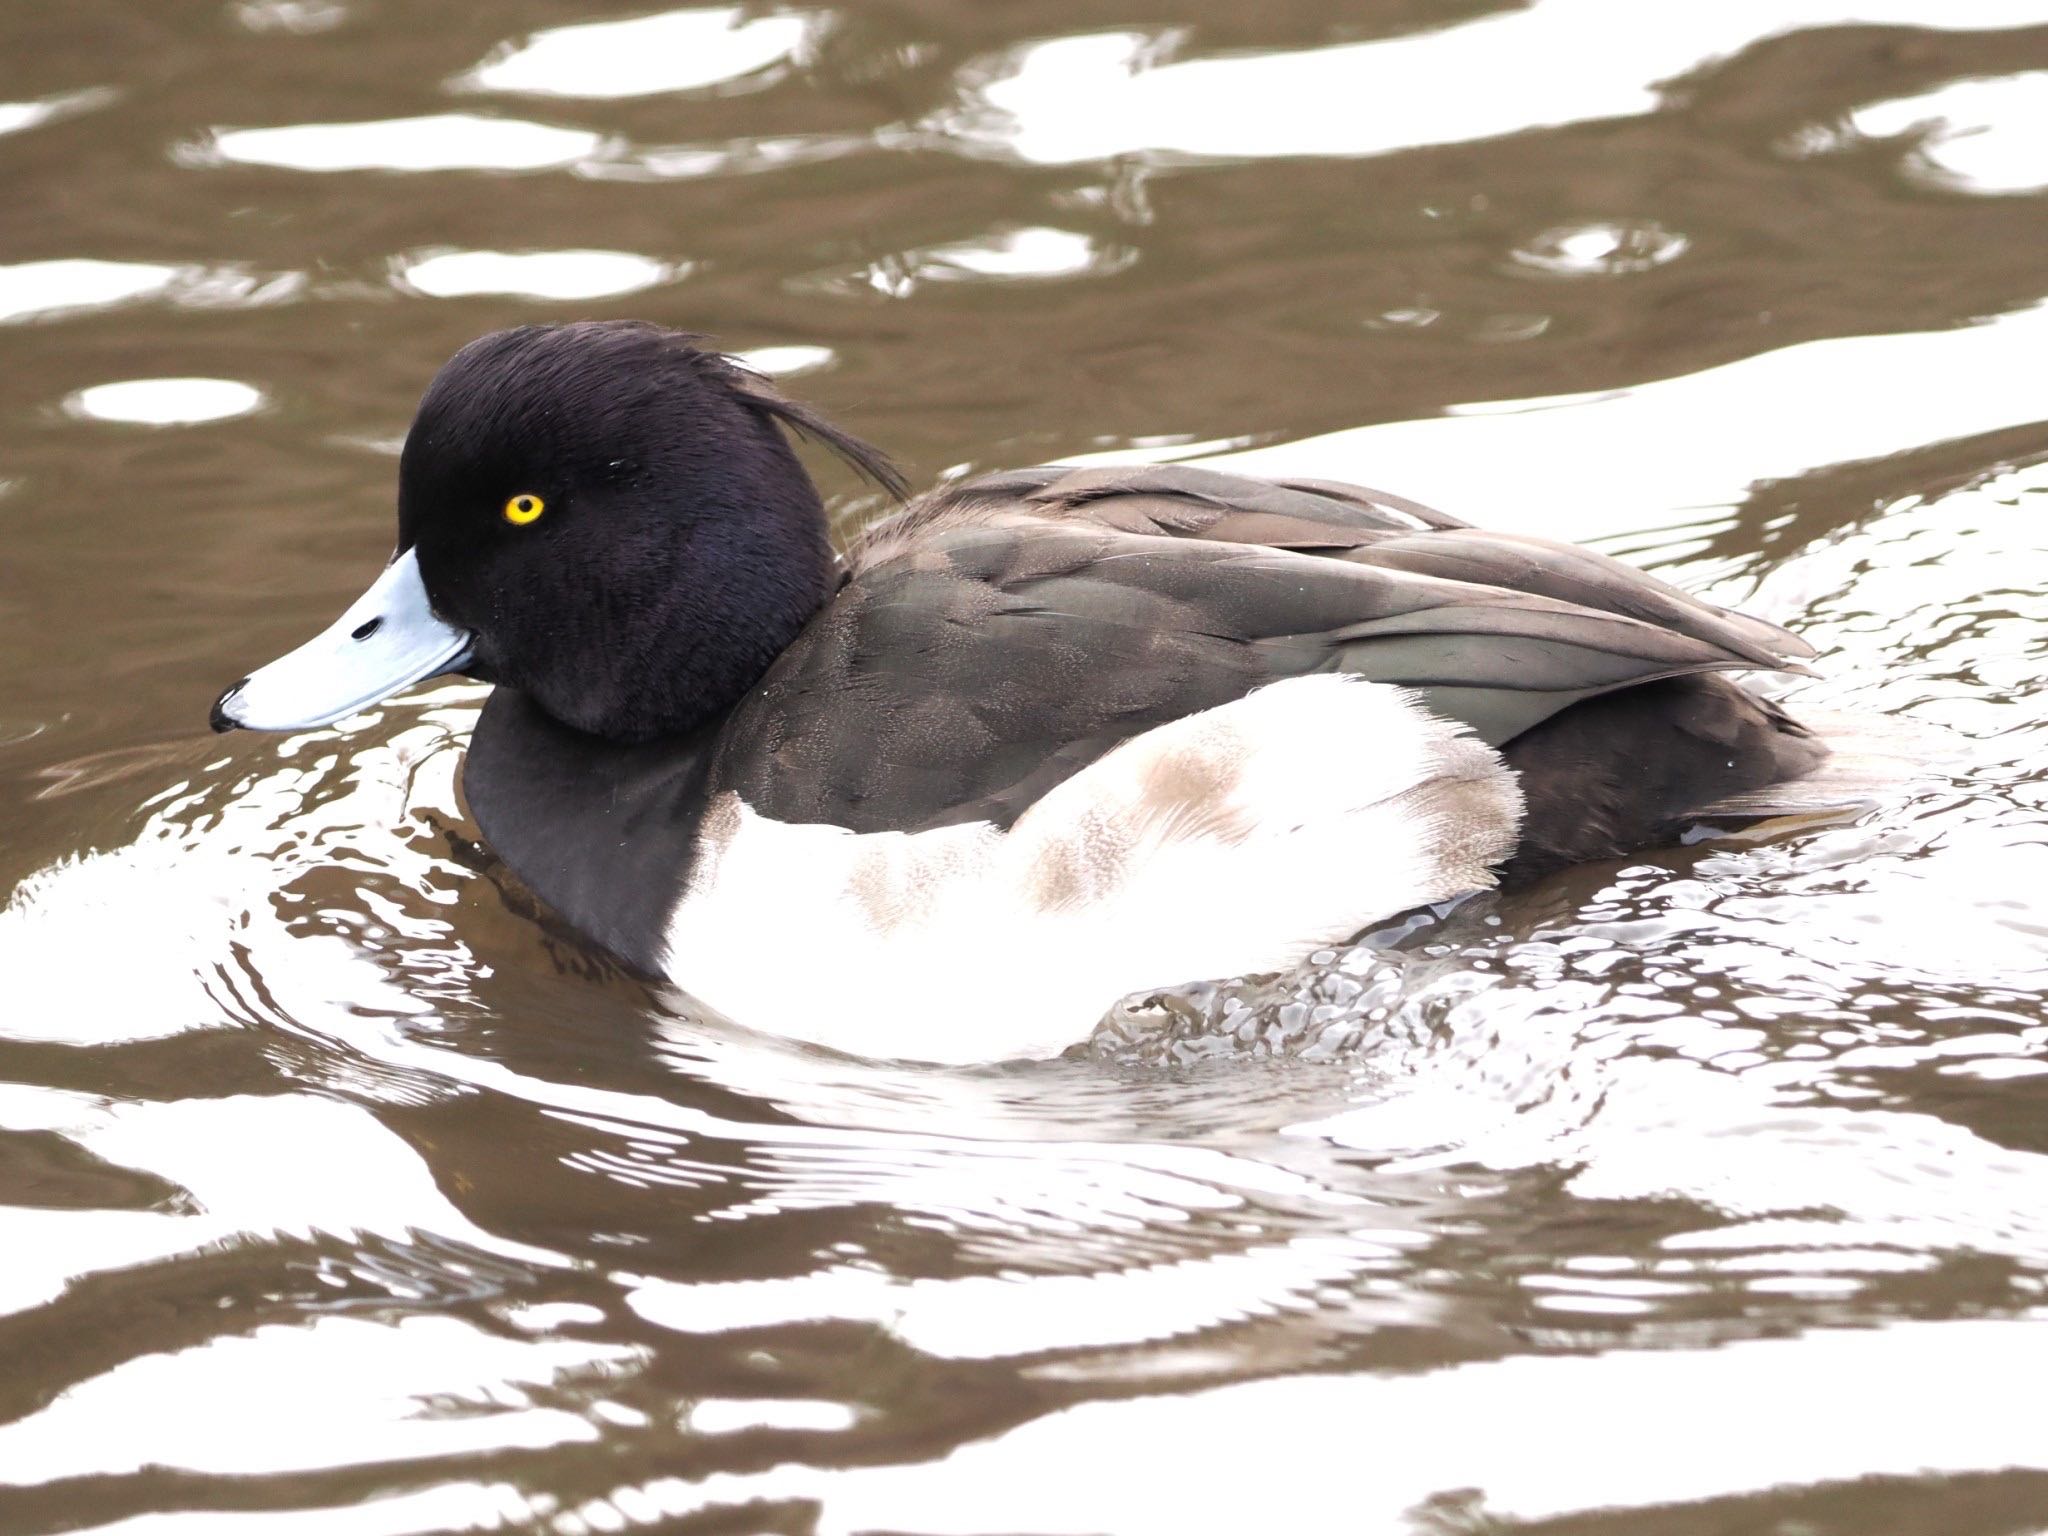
[212,321,904,742]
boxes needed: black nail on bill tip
[209,679,248,734]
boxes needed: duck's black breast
[464,687,717,974]
[463,464,1822,971]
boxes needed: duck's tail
[1685,706,1964,831]
[1497,676,1961,886]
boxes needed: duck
[212,319,1831,1062]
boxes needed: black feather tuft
[719,359,909,502]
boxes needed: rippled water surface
[5,3,2048,1532]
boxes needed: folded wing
[713,465,1812,832]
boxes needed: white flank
[660,677,1522,1062]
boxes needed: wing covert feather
[719,489,1807,831]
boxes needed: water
[4,3,2048,1531]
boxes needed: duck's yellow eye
[503,493,545,526]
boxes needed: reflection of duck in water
[213,320,1833,1061]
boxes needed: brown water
[5,3,2048,1532]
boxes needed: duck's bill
[210,548,474,733]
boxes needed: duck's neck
[464,685,722,974]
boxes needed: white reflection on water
[1510,218,1690,277]
[1849,71,2048,195]
[926,1,2048,165]
[459,6,817,100]
[396,248,681,301]
[0,259,179,323]
[626,1232,1428,1359]
[686,1398,860,1433]
[583,131,865,183]
[0,87,114,139]
[1301,980,2048,1266]
[0,260,303,323]
[0,697,475,1046]
[72,1482,538,1536]
[843,226,1131,298]
[732,343,835,376]
[65,377,265,425]
[231,0,347,33]
[0,1090,555,1318]
[744,1315,2048,1533]
[204,113,603,172]
[0,1315,632,1484]
[455,1317,2048,1530]
[1199,300,2048,542]
[914,227,1106,280]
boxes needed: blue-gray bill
[209,548,473,733]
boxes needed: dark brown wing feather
[713,465,1818,835]
[927,463,1813,664]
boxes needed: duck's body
[214,323,1828,1060]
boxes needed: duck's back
[704,463,1824,866]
